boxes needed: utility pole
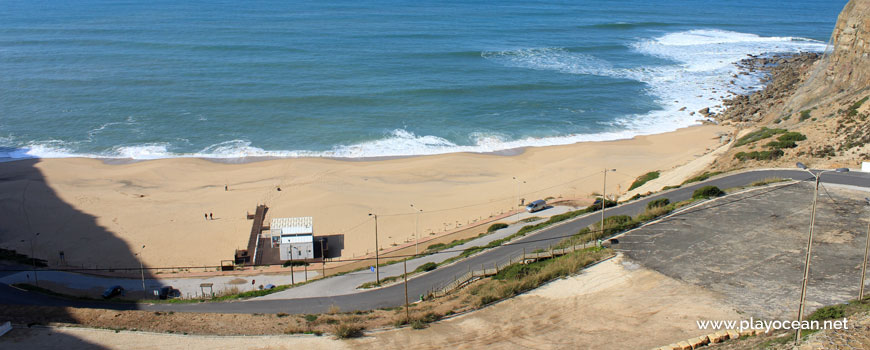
[411,204,422,255]
[794,163,848,343]
[138,245,146,296]
[860,198,870,300]
[30,233,40,288]
[601,169,615,239]
[403,259,410,321]
[513,177,526,223]
[369,213,380,284]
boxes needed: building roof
[271,217,313,235]
[281,234,314,244]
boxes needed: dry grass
[470,248,612,306]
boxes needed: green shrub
[487,223,508,232]
[415,262,437,273]
[765,140,797,149]
[777,132,807,143]
[304,314,318,323]
[734,128,787,147]
[799,110,812,121]
[681,171,723,185]
[847,96,868,117]
[283,260,309,267]
[646,198,670,209]
[807,304,846,322]
[426,243,446,251]
[734,149,784,161]
[692,186,724,199]
[628,171,660,191]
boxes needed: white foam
[1,29,829,160]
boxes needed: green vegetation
[646,198,670,209]
[846,96,868,117]
[519,216,542,223]
[0,248,47,267]
[471,247,612,306]
[763,131,808,149]
[799,109,812,121]
[692,186,725,199]
[415,262,437,273]
[486,223,508,232]
[425,232,488,253]
[628,171,660,191]
[681,171,723,185]
[808,304,846,322]
[282,260,309,267]
[734,149,785,161]
[797,295,870,338]
[734,127,787,147]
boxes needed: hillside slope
[712,0,870,171]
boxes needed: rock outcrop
[787,0,870,109]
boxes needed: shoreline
[0,125,697,165]
[0,124,731,269]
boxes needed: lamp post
[410,204,422,256]
[368,213,380,284]
[860,197,870,301]
[513,177,526,223]
[22,232,40,287]
[794,162,849,343]
[135,245,146,296]
[601,169,616,238]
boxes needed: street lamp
[600,169,616,238]
[512,177,526,223]
[794,162,848,343]
[368,213,380,284]
[410,204,423,256]
[134,245,146,296]
[21,232,40,287]
[860,197,870,301]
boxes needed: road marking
[9,285,27,292]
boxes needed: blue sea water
[0,0,848,159]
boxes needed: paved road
[2,168,867,314]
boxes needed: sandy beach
[0,125,730,269]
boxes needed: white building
[270,217,314,260]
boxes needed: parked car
[102,285,125,299]
[158,286,179,300]
[525,199,546,213]
[264,284,276,290]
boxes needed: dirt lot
[0,255,742,350]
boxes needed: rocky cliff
[710,0,870,171]
[788,0,870,109]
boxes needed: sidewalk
[0,206,575,301]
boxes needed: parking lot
[619,182,870,318]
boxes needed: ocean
[0,0,847,160]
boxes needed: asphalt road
[2,168,868,314]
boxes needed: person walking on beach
[204,213,208,221]
[225,185,228,191]
[209,213,213,220]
